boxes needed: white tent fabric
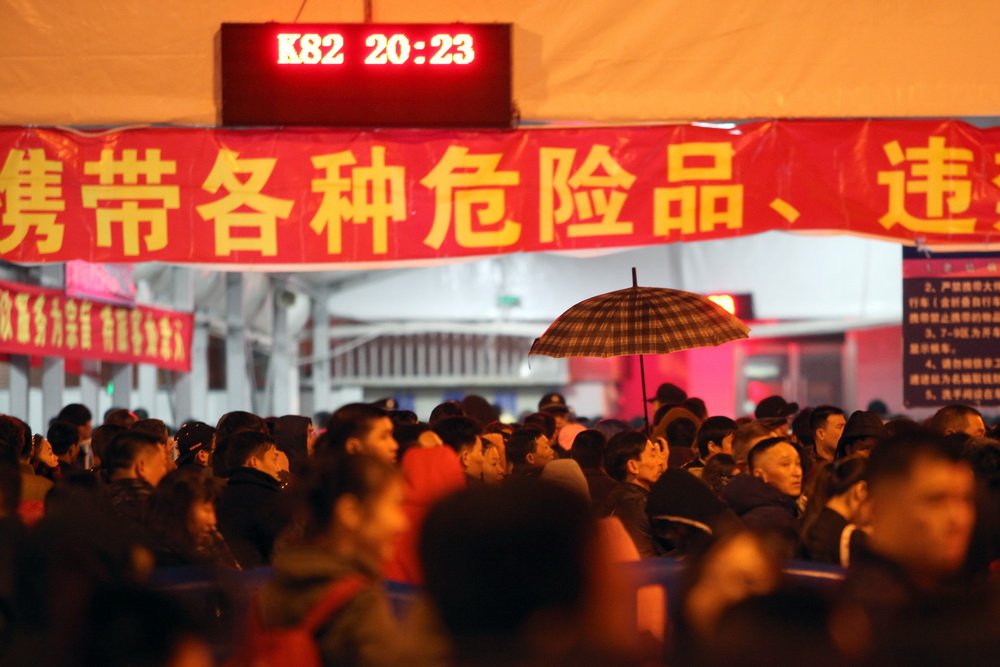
[3,0,999,126]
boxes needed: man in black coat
[721,437,802,558]
[216,431,291,567]
[600,430,663,558]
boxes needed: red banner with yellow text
[0,280,193,371]
[2,120,1000,267]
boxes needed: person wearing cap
[647,383,688,414]
[175,421,216,473]
[836,411,886,459]
[540,396,576,456]
[753,396,799,437]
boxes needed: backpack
[230,574,367,667]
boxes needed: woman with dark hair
[256,452,407,665]
[799,455,869,565]
[146,468,238,569]
[32,434,60,483]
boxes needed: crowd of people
[0,386,999,665]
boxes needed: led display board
[220,23,513,128]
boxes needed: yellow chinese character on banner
[115,308,128,353]
[100,305,115,352]
[144,313,158,358]
[0,290,12,341]
[50,298,63,348]
[130,310,143,356]
[421,147,521,249]
[310,147,406,255]
[539,145,636,242]
[0,149,65,254]
[79,301,93,350]
[65,299,79,349]
[172,319,186,363]
[32,295,47,347]
[159,317,173,361]
[196,150,294,256]
[14,293,29,344]
[877,137,976,234]
[653,142,743,237]
[81,149,179,255]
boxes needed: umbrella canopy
[529,285,750,359]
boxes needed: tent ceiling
[3,1,1000,126]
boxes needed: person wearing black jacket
[215,431,291,567]
[721,437,802,558]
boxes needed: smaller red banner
[0,280,193,371]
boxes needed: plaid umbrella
[529,268,750,428]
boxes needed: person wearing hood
[721,437,802,558]
[383,445,465,584]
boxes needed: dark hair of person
[506,427,545,467]
[603,430,647,482]
[131,418,169,445]
[460,395,499,430]
[484,421,513,441]
[14,417,32,461]
[83,586,206,667]
[666,417,698,450]
[215,410,267,442]
[56,403,92,428]
[103,408,137,428]
[569,429,607,469]
[272,414,311,477]
[213,411,268,477]
[389,409,419,426]
[47,420,80,457]
[809,405,846,437]
[696,416,738,460]
[428,401,464,426]
[92,424,127,468]
[883,417,921,439]
[652,403,672,428]
[702,453,739,496]
[522,412,556,439]
[799,456,868,542]
[419,482,593,652]
[104,431,162,472]
[928,404,983,434]
[593,418,631,442]
[747,437,795,472]
[0,415,25,465]
[146,469,221,560]
[791,407,814,449]
[393,422,434,459]
[964,440,1000,489]
[323,403,389,454]
[0,460,21,515]
[866,429,964,492]
[681,397,708,421]
[434,416,481,453]
[225,431,276,471]
[302,451,398,541]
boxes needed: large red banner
[1,120,1000,267]
[0,280,193,371]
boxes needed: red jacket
[383,446,465,584]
